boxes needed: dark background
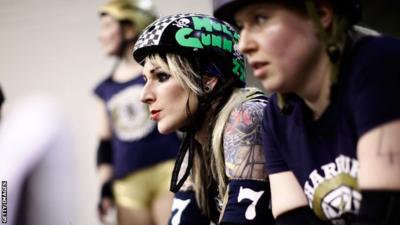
[362,0,400,36]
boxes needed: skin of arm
[269,172,309,218]
[357,119,400,189]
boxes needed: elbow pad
[275,206,326,225]
[96,139,113,166]
[220,179,274,225]
[353,190,400,225]
[168,190,212,225]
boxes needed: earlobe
[202,75,218,92]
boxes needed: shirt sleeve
[93,82,105,99]
[349,36,400,137]
[264,95,290,174]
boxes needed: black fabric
[0,84,4,107]
[100,180,114,200]
[220,179,274,225]
[352,190,400,225]
[98,180,114,216]
[96,139,113,166]
[275,206,329,225]
[168,190,211,225]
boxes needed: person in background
[94,0,180,224]
[0,95,73,225]
[0,84,5,120]
[214,0,400,224]
[134,13,274,225]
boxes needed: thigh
[117,205,154,225]
[149,160,175,225]
[113,170,153,210]
[151,191,174,225]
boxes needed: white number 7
[170,198,190,225]
[237,186,264,220]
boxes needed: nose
[238,28,257,55]
[140,83,155,105]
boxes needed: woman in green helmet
[134,13,274,225]
[214,0,400,224]
[93,0,181,225]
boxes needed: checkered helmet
[133,13,246,87]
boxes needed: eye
[254,14,268,26]
[156,72,170,82]
[235,21,244,32]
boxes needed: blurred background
[0,0,398,225]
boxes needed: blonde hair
[145,53,260,216]
[146,54,202,95]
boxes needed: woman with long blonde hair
[133,13,274,225]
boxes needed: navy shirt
[94,75,180,179]
[263,36,400,224]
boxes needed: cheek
[261,25,300,60]
[264,24,316,70]
[102,28,121,47]
[163,83,191,117]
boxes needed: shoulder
[93,76,113,96]
[351,36,400,67]
[346,35,400,86]
[227,90,268,126]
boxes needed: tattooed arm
[223,100,267,180]
[219,99,275,225]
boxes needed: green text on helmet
[133,13,246,87]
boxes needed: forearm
[96,139,114,184]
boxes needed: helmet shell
[213,0,362,27]
[100,0,157,33]
[133,13,246,87]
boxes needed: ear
[315,0,334,29]
[202,75,218,92]
[121,23,138,40]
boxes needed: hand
[98,180,115,223]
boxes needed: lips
[250,61,269,78]
[150,110,161,121]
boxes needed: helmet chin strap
[170,78,235,192]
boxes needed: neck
[113,46,142,82]
[194,105,215,146]
[194,117,211,146]
[298,52,332,120]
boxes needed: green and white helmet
[133,13,246,87]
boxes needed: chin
[157,124,175,135]
[262,80,282,93]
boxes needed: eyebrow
[149,66,161,75]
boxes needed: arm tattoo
[376,127,400,164]
[223,101,267,179]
